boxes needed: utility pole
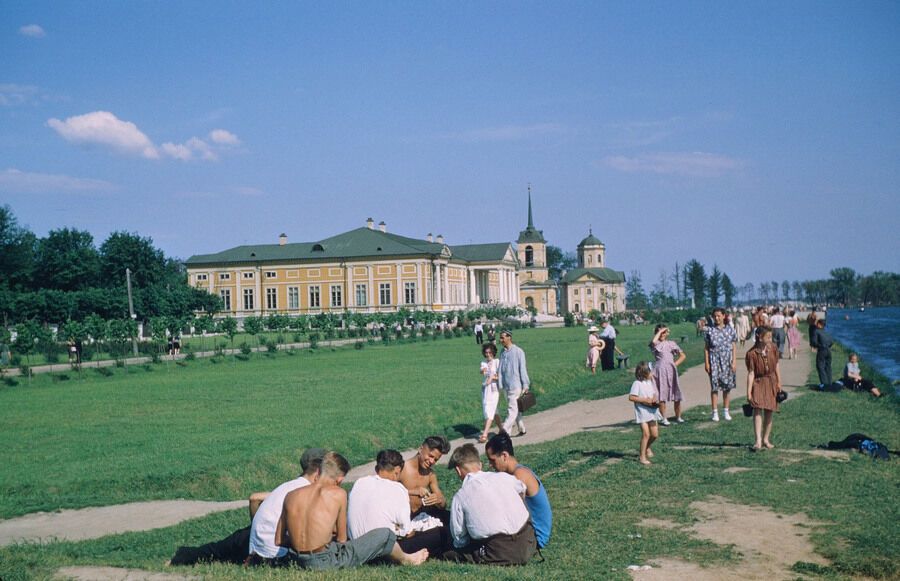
[126,268,138,356]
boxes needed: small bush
[52,373,70,382]
[150,351,161,363]
[293,333,304,343]
[239,342,252,356]
[286,347,296,356]
[115,359,125,368]
[266,341,278,354]
[354,341,365,350]
[444,330,454,339]
[3,377,18,386]
[95,367,113,377]
[564,312,575,327]
[276,334,286,345]
[367,337,375,345]
[236,354,250,361]
[185,352,196,361]
[309,335,319,349]
[176,361,187,367]
[337,329,347,339]
[453,327,463,338]
[142,364,153,372]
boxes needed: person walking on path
[734,309,751,347]
[474,322,484,345]
[478,343,503,443]
[769,309,786,356]
[746,325,782,451]
[705,307,737,422]
[650,324,686,425]
[499,331,530,437]
[628,362,663,465]
[806,311,819,347]
[785,309,801,359]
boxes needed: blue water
[827,307,900,383]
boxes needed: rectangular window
[309,285,320,308]
[404,282,416,304]
[330,285,343,307]
[266,288,277,310]
[586,288,592,296]
[243,288,254,310]
[243,272,254,279]
[265,271,277,279]
[288,287,299,310]
[220,289,231,310]
[574,289,579,296]
[379,283,391,306]
[356,284,367,306]
[196,273,208,281]
[219,273,231,281]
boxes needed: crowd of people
[171,433,552,570]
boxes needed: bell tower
[516,187,548,283]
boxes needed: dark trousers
[442,521,536,566]
[815,349,832,386]
[772,328,786,354]
[475,331,483,344]
[398,525,451,557]
[600,339,616,371]
[170,526,250,566]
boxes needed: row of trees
[0,205,220,324]
[625,260,737,310]
[625,261,900,311]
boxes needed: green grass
[0,324,702,519]
[1,343,896,581]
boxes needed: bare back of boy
[276,481,347,552]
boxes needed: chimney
[279,233,287,246]
[379,221,387,233]
[366,217,374,229]
[426,233,433,243]
[436,234,444,244]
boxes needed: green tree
[0,205,38,292]
[721,273,735,308]
[35,228,101,291]
[829,267,858,305]
[218,317,238,359]
[85,314,108,362]
[99,231,167,289]
[707,266,722,307]
[547,245,578,281]
[685,259,707,308]
[858,271,898,306]
[13,320,42,377]
[625,270,649,311]
[243,316,264,354]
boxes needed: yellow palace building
[185,218,521,318]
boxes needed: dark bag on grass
[517,390,536,413]
[742,403,753,417]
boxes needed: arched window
[600,303,606,313]
[574,303,580,313]
[525,297,534,309]
[525,245,534,267]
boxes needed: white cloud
[47,111,160,159]
[0,84,38,106]
[0,168,116,194]
[605,117,682,148]
[209,129,240,145]
[160,142,193,161]
[442,123,567,142]
[46,110,240,162]
[599,152,742,177]
[19,24,46,38]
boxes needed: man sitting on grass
[169,447,324,566]
[400,435,450,519]
[442,444,536,565]
[348,449,450,557]
[485,433,552,549]
[276,451,428,569]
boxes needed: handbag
[517,390,536,413]
[742,403,754,417]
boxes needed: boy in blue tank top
[485,433,552,548]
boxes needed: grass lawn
[0,324,703,519]
[1,340,896,580]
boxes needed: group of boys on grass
[171,433,552,570]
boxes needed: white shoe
[676,417,686,423]
[723,409,732,421]
[711,411,720,422]
[660,418,671,426]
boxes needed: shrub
[266,341,278,354]
[337,329,347,339]
[444,330,454,339]
[453,327,463,337]
[293,333,304,343]
[95,367,113,377]
[115,359,125,368]
[367,337,375,345]
[354,341,365,350]
[286,347,296,356]
[150,351,160,364]
[564,312,575,327]
[309,334,319,349]
[185,352,196,361]
[276,334,286,345]
[239,342,252,356]
[52,373,70,382]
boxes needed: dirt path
[1,343,812,548]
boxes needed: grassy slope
[0,324,703,519]
[2,343,896,581]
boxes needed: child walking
[628,361,664,465]
[478,343,503,443]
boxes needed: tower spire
[527,183,534,229]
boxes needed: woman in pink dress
[650,324,687,425]
[585,326,606,374]
[785,309,801,360]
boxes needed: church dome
[577,231,603,248]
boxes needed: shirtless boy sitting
[275,451,428,570]
[400,435,450,516]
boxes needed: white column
[236,272,243,315]
[346,265,353,308]
[499,268,507,304]
[255,268,262,315]
[442,265,449,306]
[469,269,476,306]
[367,266,374,310]
[396,262,403,309]
[435,263,442,304]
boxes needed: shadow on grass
[574,449,628,459]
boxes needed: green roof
[450,242,515,263]
[516,226,546,244]
[561,267,625,284]
[186,227,447,265]
[577,233,604,247]
[186,228,517,267]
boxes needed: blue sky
[2,1,898,289]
